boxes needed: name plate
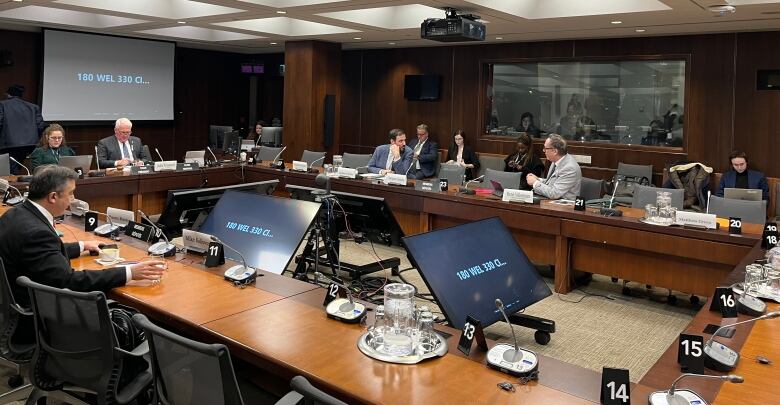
[337,167,358,179]
[183,229,212,254]
[154,161,178,172]
[130,165,154,174]
[383,173,407,186]
[292,160,308,172]
[184,157,205,166]
[106,207,134,227]
[675,211,717,229]
[177,162,199,171]
[502,188,534,203]
[124,220,154,242]
[414,181,436,192]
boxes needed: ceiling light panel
[0,5,147,28]
[215,17,359,36]
[726,0,780,4]
[238,0,348,7]
[54,0,245,19]
[137,26,264,41]
[464,0,670,19]
[318,4,443,29]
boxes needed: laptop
[490,180,505,198]
[184,150,206,165]
[0,153,9,176]
[59,155,93,171]
[724,188,762,201]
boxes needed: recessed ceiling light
[611,20,622,24]
[12,0,22,2]
[495,37,503,40]
[353,37,362,40]
[635,28,646,33]
[270,42,277,45]
[276,11,287,14]
[388,42,396,45]
[177,21,186,24]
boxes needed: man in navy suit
[367,128,413,175]
[715,150,768,200]
[0,84,45,174]
[407,124,439,180]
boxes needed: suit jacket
[716,169,769,200]
[366,144,414,175]
[504,153,544,190]
[446,145,480,180]
[0,97,45,148]
[532,153,582,200]
[407,138,439,178]
[29,146,76,172]
[96,135,152,168]
[0,200,126,307]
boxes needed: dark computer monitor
[403,217,551,328]
[286,184,404,246]
[209,125,233,149]
[260,126,283,147]
[198,190,320,275]
[156,180,278,238]
[222,130,241,154]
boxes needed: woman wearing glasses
[30,123,75,172]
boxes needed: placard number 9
[87,217,96,226]
[463,322,475,340]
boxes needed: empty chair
[0,258,34,403]
[610,162,654,205]
[341,152,372,169]
[256,146,284,163]
[260,127,283,147]
[301,150,326,168]
[476,154,505,178]
[277,376,347,405]
[632,185,684,209]
[707,195,767,224]
[580,177,605,201]
[132,314,245,405]
[483,168,522,190]
[17,276,152,405]
[438,164,466,186]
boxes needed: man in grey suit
[96,117,152,168]
[367,128,414,175]
[0,84,45,174]
[527,134,582,200]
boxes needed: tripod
[293,193,341,281]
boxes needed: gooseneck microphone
[308,155,326,169]
[91,210,120,240]
[704,311,780,371]
[495,299,520,359]
[271,146,287,165]
[485,298,538,376]
[459,175,484,195]
[90,146,106,177]
[315,272,366,323]
[209,235,257,285]
[154,148,165,162]
[206,146,220,167]
[404,155,418,177]
[648,373,743,405]
[137,210,176,257]
[600,179,623,217]
[9,156,32,182]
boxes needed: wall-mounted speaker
[0,50,13,67]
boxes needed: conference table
[1,164,777,403]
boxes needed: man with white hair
[95,118,152,168]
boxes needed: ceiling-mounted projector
[421,8,485,42]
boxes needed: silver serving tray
[357,331,448,364]
[731,283,780,303]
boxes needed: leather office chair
[631,185,684,209]
[300,150,326,168]
[277,376,347,405]
[256,146,284,163]
[132,314,245,405]
[0,258,34,403]
[16,276,152,405]
[341,153,372,172]
[708,195,767,224]
[476,155,504,178]
[610,162,654,205]
[580,177,605,201]
[483,168,522,190]
[438,164,466,186]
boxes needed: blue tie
[122,142,131,160]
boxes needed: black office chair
[132,313,245,405]
[16,276,152,405]
[277,376,347,405]
[0,258,34,403]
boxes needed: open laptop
[490,180,505,198]
[59,155,93,171]
[724,188,762,201]
[184,150,206,165]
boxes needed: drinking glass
[332,155,343,169]
[382,283,416,356]
[416,310,436,353]
[744,264,764,294]
[645,205,658,222]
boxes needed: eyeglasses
[543,147,556,151]
[117,131,132,135]
[49,136,63,140]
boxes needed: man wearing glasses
[526,134,582,200]
[96,117,152,168]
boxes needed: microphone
[459,175,484,195]
[90,210,121,240]
[154,148,164,162]
[9,156,32,182]
[0,179,25,206]
[737,275,780,316]
[706,190,712,214]
[648,373,743,405]
[314,173,332,196]
[308,155,326,171]
[496,299,519,355]
[209,235,256,284]
[137,210,176,257]
[704,311,780,371]
[206,146,220,167]
[270,146,287,166]
[599,179,623,216]
[315,272,366,323]
[486,298,538,376]
[90,146,106,177]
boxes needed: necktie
[415,141,424,169]
[385,148,393,170]
[547,163,556,179]
[122,142,131,160]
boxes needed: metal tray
[357,331,448,364]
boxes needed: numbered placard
[322,283,342,306]
[457,315,488,356]
[204,241,225,267]
[728,217,742,235]
[439,178,449,192]
[574,196,586,211]
[84,211,99,232]
[73,167,84,179]
[762,222,778,249]
[600,367,631,405]
[677,333,705,374]
[709,287,738,318]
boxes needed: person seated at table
[715,150,769,200]
[526,134,582,200]
[29,123,75,172]
[366,129,413,175]
[445,129,480,181]
[96,117,152,168]
[517,112,541,138]
[407,124,439,180]
[247,120,264,141]
[504,133,544,190]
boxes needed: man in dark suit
[95,118,152,168]
[0,166,164,307]
[407,124,439,180]
[0,84,45,174]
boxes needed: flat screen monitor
[404,74,441,101]
[156,180,278,238]
[198,190,320,274]
[58,155,93,171]
[286,184,404,245]
[403,217,551,328]
[222,130,241,153]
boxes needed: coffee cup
[100,248,120,261]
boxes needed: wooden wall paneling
[0,30,40,107]
[339,51,363,149]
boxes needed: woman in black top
[504,133,544,190]
[29,123,76,172]
[518,112,541,138]
[445,129,480,180]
